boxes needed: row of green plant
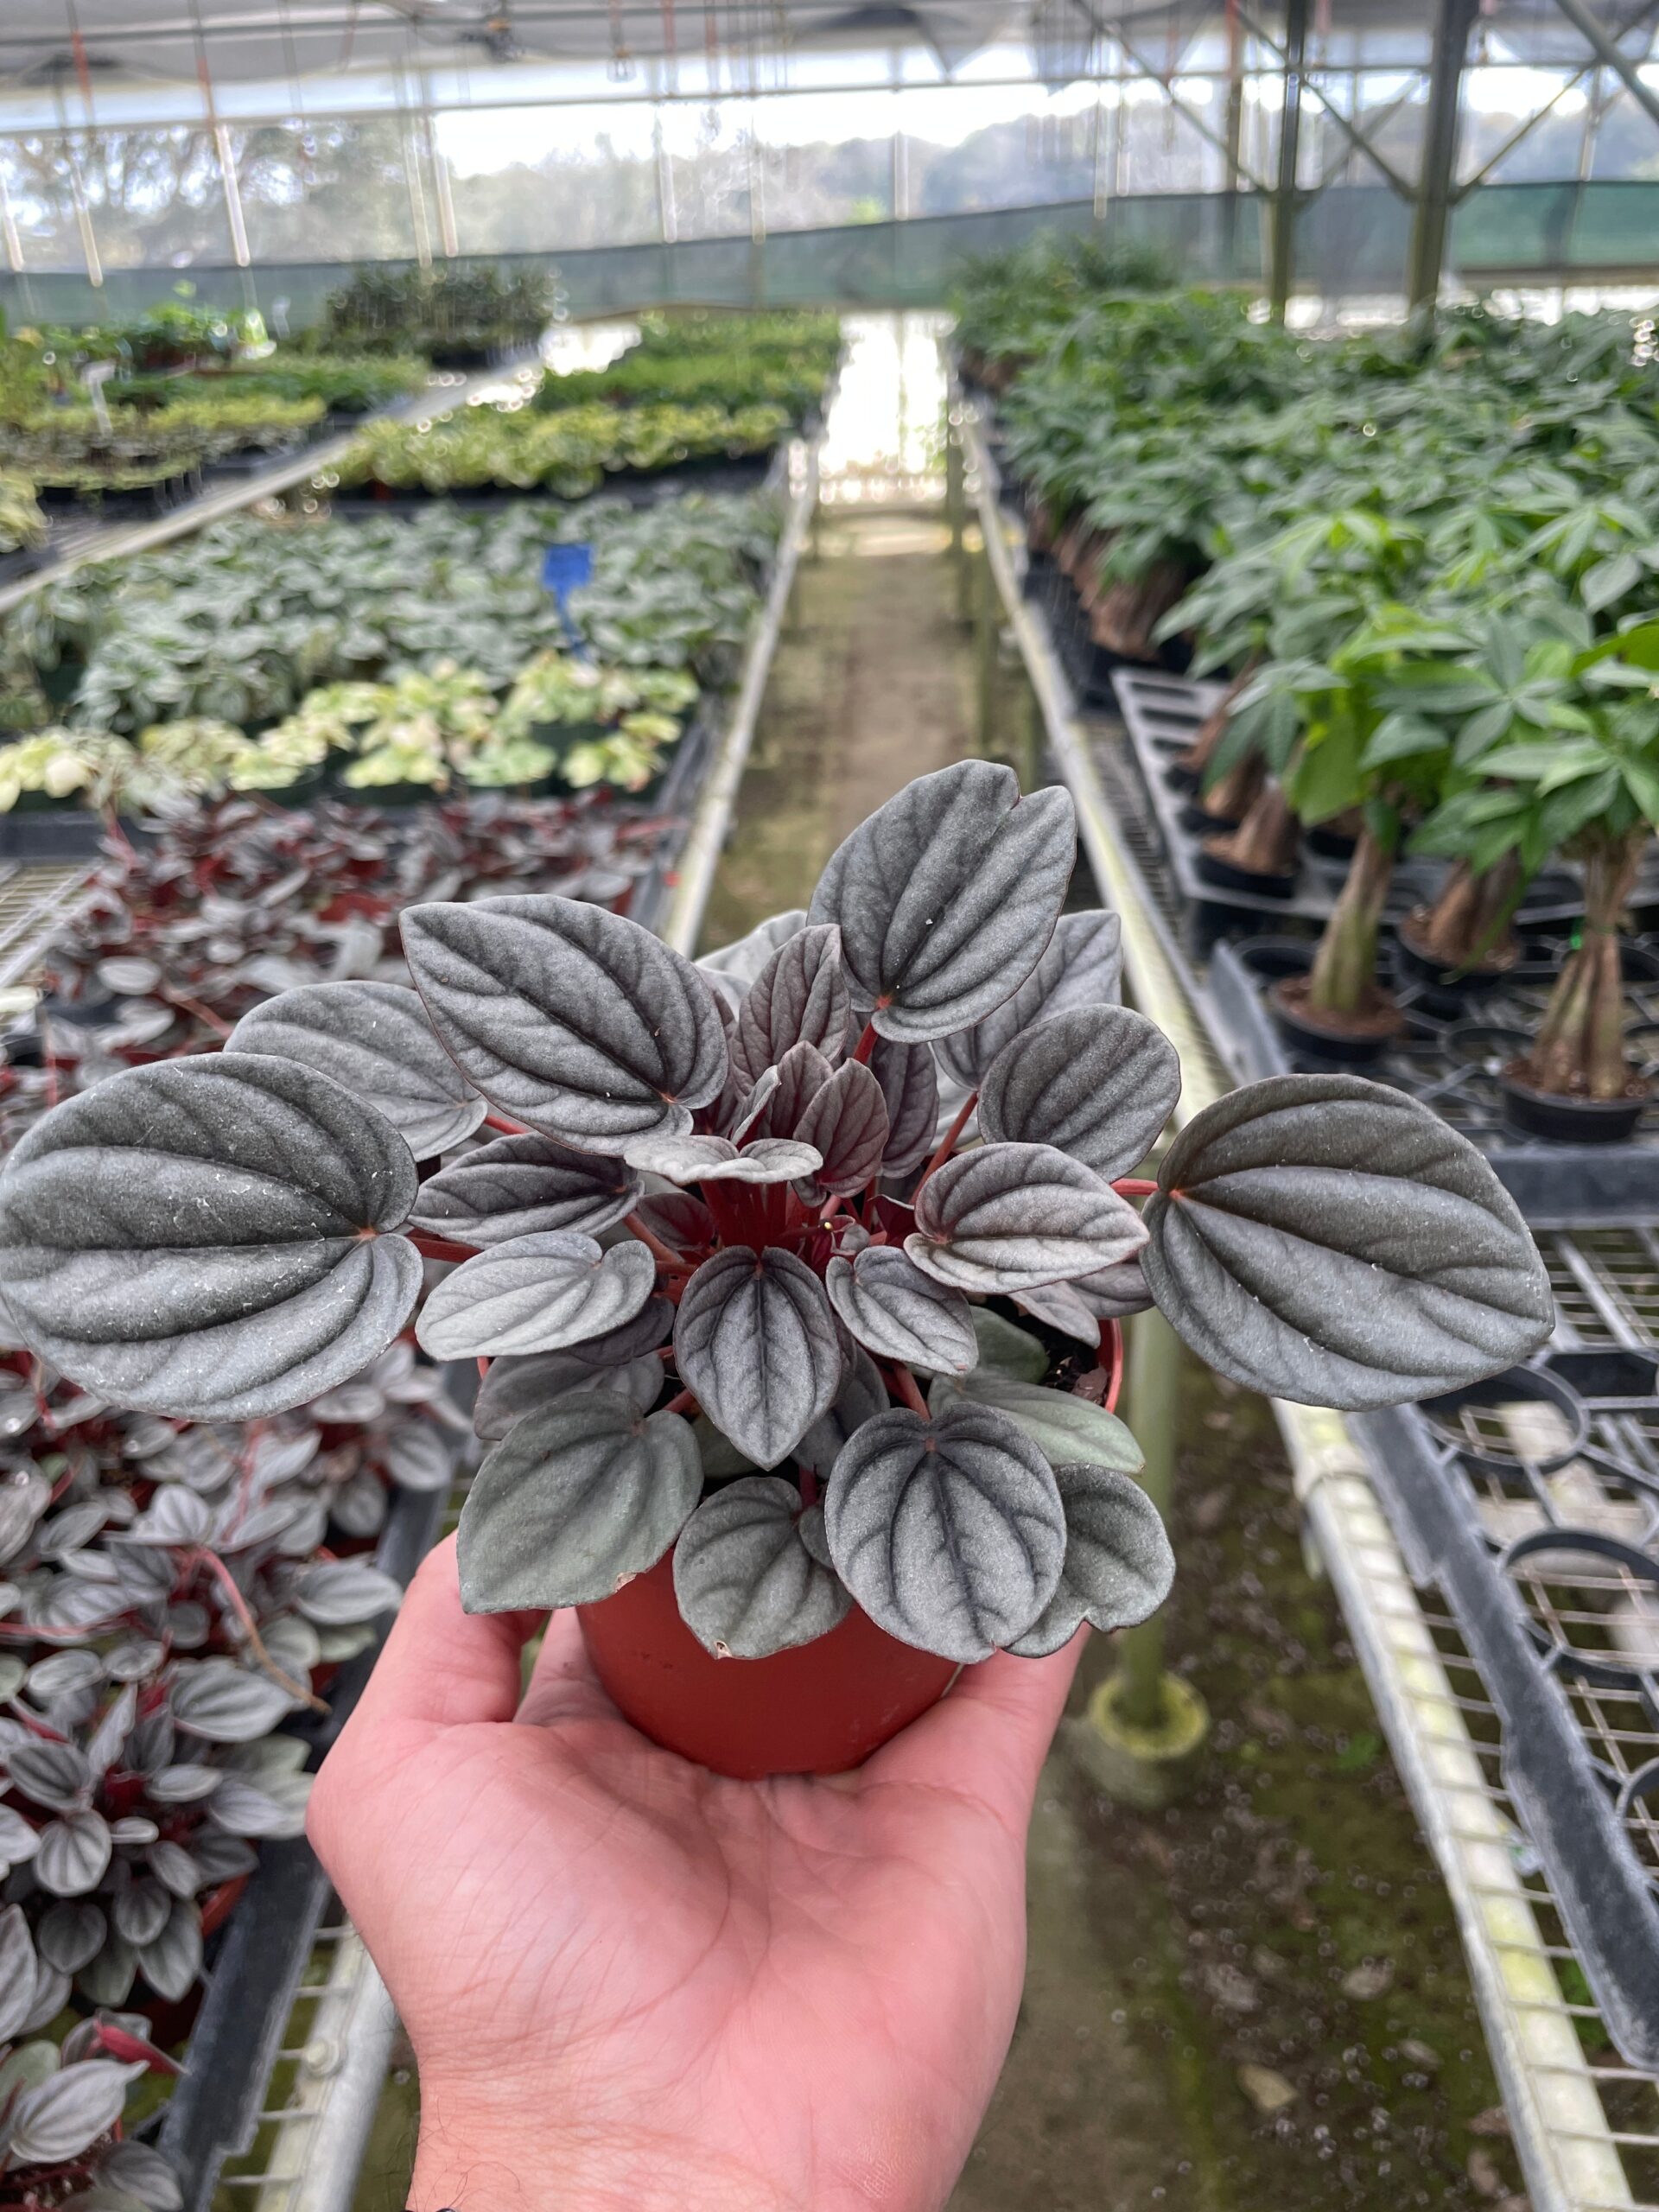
[532,310,842,422]
[2,493,773,734]
[0,648,699,810]
[106,353,433,414]
[950,232,1173,390]
[301,263,551,357]
[30,298,266,372]
[332,398,791,499]
[4,392,327,478]
[986,280,1659,1104]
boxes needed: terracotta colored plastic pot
[578,1555,960,1780]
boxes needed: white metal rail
[957,388,1653,2212]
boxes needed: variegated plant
[0,763,1554,1668]
[0,1966,181,2212]
[0,1352,448,2008]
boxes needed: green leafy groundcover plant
[110,353,431,414]
[334,400,791,499]
[306,264,550,358]
[3,494,772,734]
[0,474,47,559]
[533,310,842,424]
[0,762,1552,1669]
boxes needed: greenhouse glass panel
[0,126,229,270]
[231,118,423,264]
[436,102,660,253]
[753,91,893,232]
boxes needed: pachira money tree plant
[0,764,1553,1692]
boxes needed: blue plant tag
[542,543,594,650]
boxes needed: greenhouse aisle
[695,503,1534,2212]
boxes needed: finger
[866,1628,1088,1821]
[342,1535,544,1738]
[515,1607,620,1729]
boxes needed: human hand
[308,1535,1085,2212]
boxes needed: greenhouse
[3,5,1659,2211]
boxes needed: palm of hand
[310,1541,1083,2212]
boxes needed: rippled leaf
[458,1393,701,1611]
[823,1401,1065,1662]
[403,895,728,1151]
[797,1343,887,1476]
[794,1061,890,1197]
[673,1475,852,1657]
[1141,1074,1554,1408]
[1008,1463,1174,1656]
[907,1142,1147,1294]
[825,1248,977,1376]
[230,982,486,1162]
[934,910,1123,1088]
[675,1247,843,1467]
[733,925,851,1084]
[810,761,1076,1042]
[4,2056,143,2164]
[411,1133,641,1246]
[0,1056,421,1421]
[978,1005,1179,1179]
[932,1370,1143,1474]
[416,1231,657,1359]
[474,1346,662,1439]
[868,1035,939,1175]
[625,1134,823,1187]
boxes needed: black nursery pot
[1196,843,1298,901]
[1306,820,1359,863]
[1394,914,1518,1012]
[1268,974,1405,1068]
[1497,1066,1650,1146]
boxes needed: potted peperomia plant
[0,765,1554,1777]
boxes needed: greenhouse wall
[3,179,1658,329]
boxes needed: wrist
[410,2089,794,2212]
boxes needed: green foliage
[312,264,551,355]
[334,399,791,498]
[950,232,1175,371]
[111,353,431,412]
[0,474,47,558]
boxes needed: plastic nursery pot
[1497,1064,1651,1146]
[1394,908,1518,1011]
[1268,971,1405,1067]
[249,766,328,810]
[577,1556,962,1781]
[1196,838,1298,902]
[337,779,446,809]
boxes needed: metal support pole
[1552,0,1659,134]
[1268,0,1307,321]
[1407,0,1479,313]
[423,85,459,258]
[1114,1307,1181,1732]
[1222,0,1244,271]
[0,162,25,276]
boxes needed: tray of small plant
[1355,1341,1659,2072]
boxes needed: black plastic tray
[156,1423,460,2212]
[1111,666,1659,944]
[1357,1351,1659,2070]
[1209,933,1659,1225]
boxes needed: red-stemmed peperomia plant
[0,764,1554,1670]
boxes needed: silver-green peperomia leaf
[793,1061,890,1197]
[906,1142,1147,1294]
[934,911,1123,1089]
[229,981,486,1162]
[1007,1463,1174,1656]
[457,1392,702,1611]
[809,760,1077,1042]
[796,1343,888,1476]
[978,1005,1179,1179]
[674,1246,843,1468]
[672,1475,852,1657]
[474,1347,663,1440]
[823,1401,1065,1662]
[0,1056,421,1421]
[868,1035,939,1175]
[402,895,728,1153]
[696,910,807,1010]
[410,1133,642,1246]
[416,1230,658,1360]
[0,1904,36,2041]
[624,1134,823,1187]
[931,1371,1144,1475]
[825,1248,977,1376]
[3,2056,146,2164]
[731,925,851,1084]
[1141,1074,1554,1408]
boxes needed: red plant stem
[817,1195,849,1233]
[916,1090,979,1192]
[1102,1319,1125,1413]
[188,1548,327,1713]
[477,1356,490,1382]
[851,1017,880,1065]
[1111,1177,1157,1200]
[409,1232,480,1264]
[798,1466,819,1510]
[891,1363,929,1417]
[664,1387,697,1417]
[167,991,232,1039]
[483,1111,529,1136]
[626,1215,683,1269]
